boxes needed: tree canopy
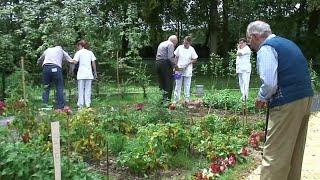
[0,0,319,72]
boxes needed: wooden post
[21,57,27,102]
[116,51,120,95]
[1,71,5,100]
[51,121,61,180]
[106,141,109,180]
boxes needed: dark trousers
[42,64,65,109]
[156,60,173,102]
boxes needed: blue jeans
[42,64,65,109]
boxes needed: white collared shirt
[257,34,278,101]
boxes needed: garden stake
[21,57,28,118]
[245,96,248,124]
[106,141,109,180]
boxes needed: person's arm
[168,43,176,67]
[191,48,198,64]
[91,52,97,78]
[92,61,97,79]
[37,51,46,65]
[71,51,80,64]
[255,45,278,108]
[62,50,74,63]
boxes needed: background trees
[0,0,319,74]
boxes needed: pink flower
[63,106,73,115]
[220,165,226,172]
[228,154,236,166]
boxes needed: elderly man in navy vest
[247,21,313,180]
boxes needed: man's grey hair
[247,21,272,38]
[168,35,178,41]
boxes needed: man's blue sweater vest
[261,36,313,108]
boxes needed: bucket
[195,85,204,97]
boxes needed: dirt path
[247,111,320,180]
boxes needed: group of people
[38,40,97,110]
[156,21,313,180]
[38,20,313,180]
[156,35,198,105]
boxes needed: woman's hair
[184,36,192,43]
[77,40,89,49]
[239,38,247,43]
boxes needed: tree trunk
[222,0,230,56]
[207,0,219,54]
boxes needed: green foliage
[70,108,107,160]
[118,122,189,174]
[203,89,258,114]
[0,141,103,179]
[189,114,261,159]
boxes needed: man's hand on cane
[255,98,267,109]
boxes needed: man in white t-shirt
[37,43,73,109]
[236,38,252,101]
[173,36,198,104]
[72,40,97,108]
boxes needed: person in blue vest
[246,20,313,180]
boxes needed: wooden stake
[116,51,120,95]
[21,57,26,103]
[51,121,61,180]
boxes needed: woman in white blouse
[236,38,252,101]
[72,40,97,108]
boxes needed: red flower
[169,104,176,110]
[136,103,144,111]
[210,163,220,173]
[240,146,250,156]
[63,106,72,115]
[0,101,6,115]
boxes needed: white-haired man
[156,35,178,103]
[247,20,313,180]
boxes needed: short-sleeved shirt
[174,45,198,77]
[40,46,72,68]
[73,48,96,80]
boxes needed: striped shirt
[257,34,278,101]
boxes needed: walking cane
[264,103,269,143]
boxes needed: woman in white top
[236,38,252,101]
[73,40,97,108]
[173,36,198,104]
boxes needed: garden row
[0,72,266,179]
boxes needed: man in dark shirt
[155,35,178,103]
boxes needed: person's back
[156,40,173,61]
[42,46,68,68]
[75,48,95,80]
